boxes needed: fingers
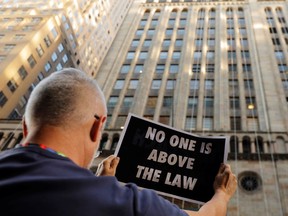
[214,163,237,200]
[97,155,120,177]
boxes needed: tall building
[96,0,288,215]
[1,0,288,215]
[0,0,132,118]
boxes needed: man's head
[23,68,107,167]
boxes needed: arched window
[255,136,264,153]
[226,8,233,17]
[264,7,273,17]
[243,136,251,154]
[209,8,215,18]
[198,8,205,18]
[230,136,239,153]
[111,134,120,151]
[99,133,109,150]
[275,136,286,153]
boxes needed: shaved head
[24,68,106,130]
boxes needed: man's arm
[184,164,237,216]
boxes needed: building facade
[0,0,132,118]
[0,0,288,215]
[95,0,288,215]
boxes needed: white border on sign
[114,113,229,205]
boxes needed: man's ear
[22,117,28,138]
[90,116,106,142]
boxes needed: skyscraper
[96,0,288,215]
[0,0,288,215]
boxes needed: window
[56,63,63,71]
[45,62,52,72]
[51,27,58,39]
[193,64,201,73]
[120,65,130,73]
[129,80,138,89]
[151,80,161,89]
[37,72,44,81]
[278,64,287,73]
[0,91,8,107]
[14,34,25,40]
[7,79,18,93]
[163,96,173,108]
[205,80,214,90]
[126,52,135,60]
[146,96,157,108]
[169,64,178,73]
[58,43,64,52]
[275,50,284,60]
[140,19,147,27]
[203,117,213,130]
[136,29,144,36]
[207,39,215,47]
[230,97,240,109]
[172,51,181,59]
[193,51,202,61]
[44,35,51,47]
[134,64,144,73]
[177,28,185,35]
[241,51,250,60]
[27,55,37,68]
[36,44,44,57]
[163,39,171,47]
[208,28,215,35]
[229,64,237,72]
[195,39,203,47]
[206,64,214,73]
[228,51,236,60]
[62,54,68,63]
[18,66,28,80]
[123,96,133,107]
[139,51,148,60]
[190,80,199,89]
[230,117,241,130]
[108,96,118,108]
[143,39,152,47]
[188,97,198,109]
[19,96,27,108]
[114,80,125,89]
[51,52,58,62]
[0,55,6,62]
[156,64,165,73]
[159,51,168,59]
[204,97,213,108]
[168,19,176,25]
[166,80,175,89]
[165,29,173,36]
[185,117,196,130]
[283,80,288,90]
[196,28,204,36]
[206,51,214,60]
[3,44,15,52]
[147,29,155,36]
[131,39,140,47]
[175,39,183,47]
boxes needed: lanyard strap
[20,143,66,158]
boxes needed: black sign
[114,114,229,204]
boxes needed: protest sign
[114,113,229,204]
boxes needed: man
[0,68,237,216]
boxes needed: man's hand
[96,155,120,176]
[213,164,237,202]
